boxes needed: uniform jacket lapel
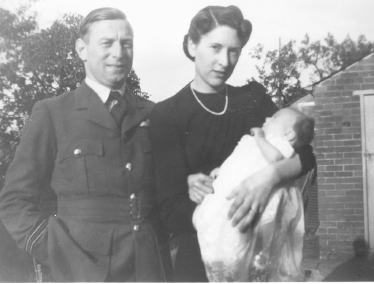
[75,82,120,134]
[121,89,151,136]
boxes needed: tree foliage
[250,41,308,108]
[300,33,374,82]
[250,34,374,107]
[0,6,149,188]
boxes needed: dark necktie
[107,91,127,126]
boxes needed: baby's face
[262,108,298,137]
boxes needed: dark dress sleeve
[295,144,316,176]
[150,99,196,235]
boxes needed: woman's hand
[188,173,214,204]
[226,165,280,232]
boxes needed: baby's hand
[210,167,220,179]
[250,127,265,138]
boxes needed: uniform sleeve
[0,100,56,265]
[150,101,196,236]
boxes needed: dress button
[74,149,81,156]
[133,224,139,231]
[126,163,132,171]
[130,193,136,199]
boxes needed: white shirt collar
[85,77,126,103]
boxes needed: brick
[321,79,336,86]
[332,97,352,104]
[323,190,346,197]
[344,152,361,158]
[318,147,335,153]
[317,159,335,166]
[344,165,362,171]
[319,184,336,190]
[354,183,364,190]
[345,215,364,221]
[316,134,335,141]
[345,190,363,196]
[353,171,363,177]
[342,102,360,108]
[354,209,364,215]
[362,83,374,89]
[318,233,338,240]
[318,172,335,178]
[337,183,354,190]
[319,221,337,228]
[344,177,363,183]
[325,165,343,171]
[324,177,346,184]
[327,228,338,234]
[325,153,344,159]
[326,214,345,221]
[341,72,358,78]
[344,202,364,209]
[345,84,362,90]
[364,77,374,83]
[319,202,345,209]
[342,140,361,146]
[354,77,364,83]
[334,134,353,140]
[354,195,364,202]
[325,128,342,134]
[336,196,354,202]
[335,158,353,165]
[336,171,353,177]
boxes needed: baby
[193,108,314,282]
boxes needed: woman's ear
[75,38,88,62]
[187,37,196,59]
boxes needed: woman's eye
[211,45,221,51]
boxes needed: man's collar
[85,77,126,103]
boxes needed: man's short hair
[79,7,127,41]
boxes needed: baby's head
[262,108,314,149]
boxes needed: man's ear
[75,38,87,62]
[187,37,196,58]
[285,127,296,144]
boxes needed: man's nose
[111,42,127,58]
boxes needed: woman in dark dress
[150,5,315,282]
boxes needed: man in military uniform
[0,7,170,282]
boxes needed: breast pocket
[53,139,107,195]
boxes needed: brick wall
[314,53,374,252]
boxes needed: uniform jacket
[0,82,170,282]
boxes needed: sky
[2,0,374,102]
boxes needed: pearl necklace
[190,84,228,115]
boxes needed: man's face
[77,19,133,89]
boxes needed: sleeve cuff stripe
[29,225,48,255]
[26,219,47,254]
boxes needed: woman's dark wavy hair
[183,5,252,61]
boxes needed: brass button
[125,163,132,171]
[74,149,81,156]
[130,193,136,199]
[133,224,139,231]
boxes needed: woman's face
[188,25,242,93]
